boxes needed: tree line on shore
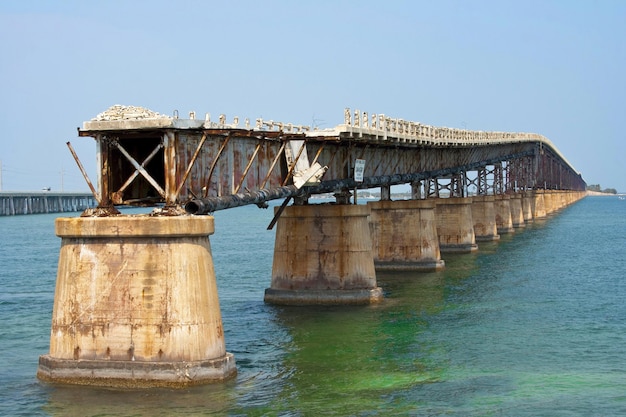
[586,184,618,194]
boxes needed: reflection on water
[44,382,237,416]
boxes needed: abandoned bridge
[38,105,586,388]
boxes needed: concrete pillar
[435,197,478,253]
[471,195,500,241]
[522,191,534,222]
[543,191,555,214]
[559,191,568,209]
[265,204,383,305]
[509,193,525,228]
[552,191,561,211]
[38,216,236,388]
[554,191,562,211]
[532,190,547,219]
[368,199,444,271]
[494,194,514,234]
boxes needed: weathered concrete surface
[435,197,478,253]
[509,193,526,228]
[522,191,534,222]
[265,204,383,305]
[368,199,444,271]
[37,215,236,388]
[494,194,514,234]
[471,195,500,241]
[543,191,555,214]
[531,190,547,219]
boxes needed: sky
[0,0,624,192]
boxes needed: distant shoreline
[586,190,623,196]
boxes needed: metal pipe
[185,185,301,214]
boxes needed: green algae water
[1,196,625,416]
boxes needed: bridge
[72,105,584,211]
[0,192,96,216]
[38,105,586,388]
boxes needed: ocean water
[1,196,625,416]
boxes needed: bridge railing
[164,107,580,179]
[301,108,578,177]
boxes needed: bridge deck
[76,106,585,212]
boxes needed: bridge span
[0,192,96,216]
[38,105,586,388]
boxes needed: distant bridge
[0,192,96,216]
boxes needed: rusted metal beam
[66,142,101,205]
[281,140,308,186]
[112,140,166,198]
[266,196,292,230]
[203,134,231,198]
[173,132,207,201]
[234,143,262,194]
[260,142,286,189]
[115,142,164,198]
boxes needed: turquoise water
[1,196,625,416]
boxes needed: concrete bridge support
[368,199,444,271]
[522,191,534,222]
[265,204,383,305]
[555,191,566,210]
[509,194,525,228]
[435,197,478,253]
[471,195,500,241]
[494,194,514,234]
[37,216,236,388]
[544,191,555,215]
[570,191,586,206]
[532,190,547,219]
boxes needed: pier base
[435,197,478,253]
[522,191,534,222]
[471,195,500,241]
[37,215,236,388]
[265,204,383,305]
[368,199,444,271]
[532,190,547,219]
[509,193,525,228]
[544,191,555,215]
[494,195,514,234]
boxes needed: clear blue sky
[1,0,624,192]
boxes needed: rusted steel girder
[76,106,586,212]
[184,150,536,214]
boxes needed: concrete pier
[37,215,236,388]
[522,191,534,222]
[494,194,514,234]
[435,197,478,253]
[509,193,525,228]
[543,191,555,214]
[554,191,565,211]
[368,199,444,271]
[471,195,500,241]
[531,190,547,219]
[265,204,383,305]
